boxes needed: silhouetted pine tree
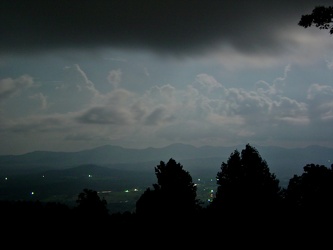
[135,158,201,222]
[209,144,282,216]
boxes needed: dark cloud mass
[1,0,330,56]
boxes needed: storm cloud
[1,0,331,56]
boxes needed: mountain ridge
[0,143,332,183]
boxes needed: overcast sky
[1,0,333,155]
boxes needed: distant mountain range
[1,143,332,213]
[0,143,332,185]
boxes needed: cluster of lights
[124,188,139,193]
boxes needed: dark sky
[1,0,331,56]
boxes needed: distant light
[88,174,92,178]
[100,190,112,193]
[31,192,34,195]
[134,188,138,191]
[198,178,201,181]
[124,190,129,192]
[42,175,45,178]
[4,177,7,180]
[210,189,214,193]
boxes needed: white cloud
[326,59,333,70]
[307,84,333,122]
[29,92,48,110]
[194,74,223,92]
[307,84,333,100]
[107,69,122,89]
[0,75,34,100]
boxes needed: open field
[0,169,217,214]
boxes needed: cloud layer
[1,63,333,154]
[1,1,333,155]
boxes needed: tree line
[1,143,332,241]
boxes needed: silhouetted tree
[74,188,109,219]
[209,144,282,215]
[280,163,333,235]
[135,158,201,221]
[298,6,333,34]
[283,163,333,211]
